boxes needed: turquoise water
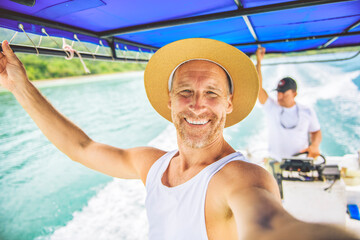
[0,73,168,240]
[0,54,359,239]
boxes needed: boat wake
[46,179,148,240]
[41,125,177,240]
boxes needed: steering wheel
[292,152,326,166]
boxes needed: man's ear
[226,95,233,114]
[292,90,297,98]
[167,94,172,109]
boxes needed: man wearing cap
[256,47,322,161]
[0,40,355,240]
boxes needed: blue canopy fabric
[0,0,359,56]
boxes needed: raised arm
[0,41,164,182]
[256,47,268,104]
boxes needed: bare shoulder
[211,159,280,199]
[205,158,281,236]
[127,146,166,160]
[127,146,167,183]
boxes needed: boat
[1,0,360,237]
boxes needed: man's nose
[189,94,206,113]
[277,92,283,99]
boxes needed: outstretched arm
[0,41,164,182]
[225,164,356,240]
[256,47,268,104]
[229,187,357,240]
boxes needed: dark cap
[275,77,297,92]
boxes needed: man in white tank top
[0,39,356,239]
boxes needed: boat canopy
[0,0,359,61]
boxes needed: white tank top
[145,150,247,240]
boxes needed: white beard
[172,111,226,149]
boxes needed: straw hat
[144,38,259,128]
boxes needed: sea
[0,53,359,240]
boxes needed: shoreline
[0,71,144,92]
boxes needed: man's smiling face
[168,60,233,148]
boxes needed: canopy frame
[1,0,359,62]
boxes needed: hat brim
[144,38,259,128]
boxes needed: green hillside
[17,53,146,81]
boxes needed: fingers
[299,148,308,153]
[2,40,13,55]
[1,40,20,64]
[259,47,266,55]
[306,151,319,159]
[0,42,6,73]
[2,40,17,58]
[0,41,5,58]
[308,152,320,159]
[256,47,266,61]
[256,47,262,54]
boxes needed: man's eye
[180,90,192,96]
[206,91,217,96]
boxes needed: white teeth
[185,119,209,125]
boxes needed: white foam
[297,66,360,105]
[46,124,177,240]
[230,109,269,164]
[261,58,360,106]
[49,179,148,240]
[148,124,178,151]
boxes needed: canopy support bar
[2,44,148,63]
[262,50,360,65]
[233,31,360,47]
[99,0,356,37]
[3,42,358,62]
[320,20,360,48]
[234,0,260,44]
[242,16,259,43]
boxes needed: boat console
[279,155,348,225]
[279,154,341,183]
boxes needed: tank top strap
[198,152,247,240]
[146,149,178,188]
[205,152,247,176]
